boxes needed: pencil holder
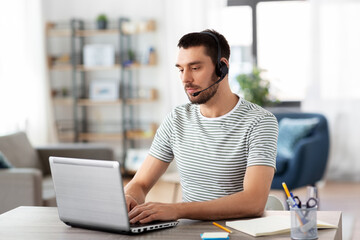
[290,206,318,240]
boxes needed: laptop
[49,156,179,234]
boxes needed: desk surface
[0,207,342,240]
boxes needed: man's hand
[125,194,139,212]
[124,155,170,213]
[128,202,178,224]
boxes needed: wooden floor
[270,181,360,240]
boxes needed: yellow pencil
[212,222,232,233]
[282,182,291,198]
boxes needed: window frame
[227,0,307,105]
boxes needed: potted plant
[96,14,108,30]
[237,67,277,106]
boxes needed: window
[227,0,310,101]
[220,6,253,93]
[257,1,310,101]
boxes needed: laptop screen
[50,157,130,232]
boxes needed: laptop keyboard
[130,221,162,228]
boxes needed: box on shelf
[83,44,115,67]
[89,79,119,101]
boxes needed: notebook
[226,215,337,237]
[49,156,178,234]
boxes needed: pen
[282,182,299,209]
[212,222,232,233]
[282,182,306,225]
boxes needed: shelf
[47,29,71,37]
[126,98,155,105]
[78,130,155,141]
[47,28,155,38]
[49,64,120,71]
[75,29,120,37]
[49,64,72,71]
[46,18,158,167]
[126,130,155,140]
[57,132,75,142]
[53,97,73,105]
[48,62,155,72]
[76,89,158,106]
[77,99,122,106]
[76,64,121,71]
[79,132,122,141]
[53,90,157,107]
[121,20,156,35]
[126,123,157,140]
[76,98,157,106]
[46,27,119,38]
[76,63,155,72]
[46,19,156,38]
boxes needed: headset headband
[200,31,222,65]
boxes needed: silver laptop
[49,156,178,234]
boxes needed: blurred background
[0,0,359,238]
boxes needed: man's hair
[177,29,230,66]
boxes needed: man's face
[175,46,218,104]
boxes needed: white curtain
[0,0,56,144]
[160,0,227,114]
[303,0,360,181]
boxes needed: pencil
[212,222,232,233]
[282,182,291,198]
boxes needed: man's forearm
[124,155,170,205]
[124,180,148,205]
[128,166,274,223]
[174,190,265,220]
[172,166,274,221]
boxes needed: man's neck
[199,86,239,118]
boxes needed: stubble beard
[185,74,219,105]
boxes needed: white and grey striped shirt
[149,97,278,202]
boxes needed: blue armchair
[271,112,330,190]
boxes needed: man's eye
[179,69,184,73]
[192,67,199,71]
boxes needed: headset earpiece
[218,61,228,79]
[201,31,228,79]
[191,31,229,97]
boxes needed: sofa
[0,132,114,214]
[271,112,330,190]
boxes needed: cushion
[275,154,289,175]
[0,132,42,170]
[0,151,12,168]
[277,117,319,159]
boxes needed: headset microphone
[191,74,226,97]
[191,31,229,97]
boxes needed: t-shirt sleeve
[247,114,278,170]
[148,112,174,163]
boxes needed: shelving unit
[46,18,158,169]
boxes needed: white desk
[0,207,342,239]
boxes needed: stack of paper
[226,215,337,237]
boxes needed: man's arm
[128,165,274,223]
[124,154,170,211]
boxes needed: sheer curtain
[160,0,226,114]
[0,0,56,144]
[303,0,360,181]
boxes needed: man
[125,29,278,224]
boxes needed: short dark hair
[177,29,230,66]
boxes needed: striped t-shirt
[149,97,278,202]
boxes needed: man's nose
[182,69,193,84]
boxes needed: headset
[200,31,229,79]
[191,32,229,97]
